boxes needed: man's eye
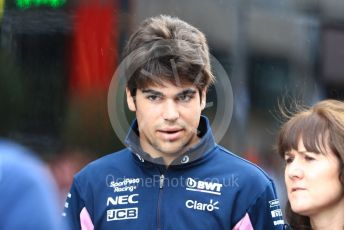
[284,157,293,164]
[305,155,315,161]
[146,95,160,101]
[178,94,193,102]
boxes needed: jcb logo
[107,208,138,221]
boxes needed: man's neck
[140,144,183,166]
[139,135,200,166]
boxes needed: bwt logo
[107,194,139,206]
[107,208,138,221]
[186,178,223,195]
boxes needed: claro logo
[107,194,139,206]
[185,199,219,212]
[186,178,223,195]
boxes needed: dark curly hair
[122,15,215,97]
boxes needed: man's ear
[201,88,207,110]
[126,87,136,112]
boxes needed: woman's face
[284,138,344,217]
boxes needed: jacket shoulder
[214,146,274,187]
[75,148,131,179]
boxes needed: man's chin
[151,136,195,156]
[156,143,187,156]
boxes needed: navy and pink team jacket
[63,116,286,229]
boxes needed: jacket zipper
[159,174,165,189]
[157,173,165,230]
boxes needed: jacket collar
[125,116,216,168]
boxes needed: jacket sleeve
[232,182,285,230]
[63,178,94,230]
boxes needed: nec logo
[186,178,223,195]
[107,208,138,221]
[107,194,139,206]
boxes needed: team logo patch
[109,178,140,193]
[269,199,280,208]
[107,194,139,206]
[185,199,220,212]
[186,178,223,195]
[268,199,284,226]
[107,208,138,221]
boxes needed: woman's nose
[287,160,304,180]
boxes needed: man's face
[126,82,206,159]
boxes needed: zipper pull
[159,174,165,189]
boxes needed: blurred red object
[69,0,118,96]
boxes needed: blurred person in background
[48,148,93,205]
[64,15,285,230]
[0,140,65,230]
[277,99,344,230]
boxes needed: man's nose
[162,100,179,121]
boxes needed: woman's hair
[277,99,344,229]
[122,15,215,97]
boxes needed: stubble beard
[147,131,196,157]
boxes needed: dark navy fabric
[64,117,285,229]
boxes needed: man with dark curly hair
[63,15,285,230]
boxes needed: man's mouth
[157,128,185,141]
